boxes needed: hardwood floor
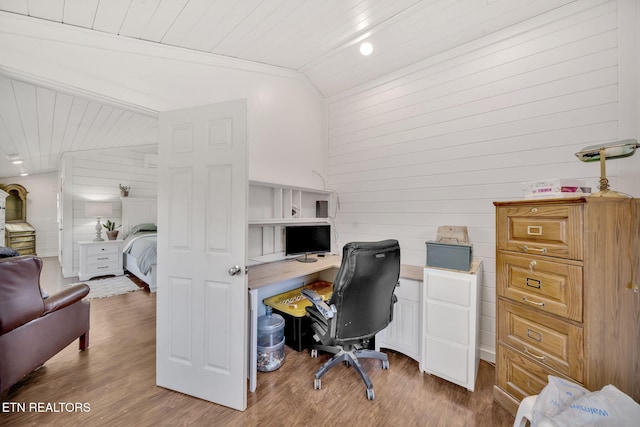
[3,257,515,426]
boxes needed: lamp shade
[574,139,639,162]
[85,202,112,217]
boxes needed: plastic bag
[532,376,640,426]
[532,376,589,423]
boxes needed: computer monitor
[285,224,331,263]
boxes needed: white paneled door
[156,99,248,411]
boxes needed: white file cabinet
[78,240,124,281]
[376,277,422,363]
[421,261,482,391]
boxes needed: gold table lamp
[575,139,639,198]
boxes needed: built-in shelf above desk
[248,180,332,228]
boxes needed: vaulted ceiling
[0,0,574,179]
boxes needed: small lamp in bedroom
[85,202,112,242]
[575,139,640,197]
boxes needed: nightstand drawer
[497,253,582,321]
[87,252,119,265]
[85,262,119,276]
[497,344,573,402]
[498,300,583,381]
[497,204,583,260]
[87,243,119,255]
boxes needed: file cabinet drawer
[498,300,583,381]
[497,344,572,402]
[497,253,582,321]
[497,204,583,260]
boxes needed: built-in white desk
[246,254,422,392]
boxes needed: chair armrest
[43,284,90,315]
[302,288,335,319]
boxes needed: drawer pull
[522,297,545,307]
[524,346,546,361]
[527,328,542,342]
[527,225,542,236]
[97,266,109,269]
[526,277,541,289]
[97,257,109,260]
[523,245,546,254]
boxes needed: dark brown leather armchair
[0,255,90,394]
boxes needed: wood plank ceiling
[0,0,575,179]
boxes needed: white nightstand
[78,240,124,281]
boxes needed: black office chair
[303,239,400,400]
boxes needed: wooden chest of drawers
[493,197,640,415]
[5,222,36,255]
[78,240,123,281]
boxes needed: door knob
[228,265,242,276]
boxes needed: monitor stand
[296,253,317,263]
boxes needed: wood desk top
[248,254,424,290]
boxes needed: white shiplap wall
[327,0,623,362]
[61,145,157,277]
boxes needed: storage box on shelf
[493,197,640,415]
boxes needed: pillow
[129,223,157,235]
[0,246,20,258]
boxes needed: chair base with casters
[310,342,390,400]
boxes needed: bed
[121,198,158,292]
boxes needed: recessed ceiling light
[20,173,28,177]
[7,154,22,164]
[359,42,373,56]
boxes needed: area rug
[71,275,141,299]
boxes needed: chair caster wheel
[344,360,351,367]
[382,360,389,369]
[311,349,318,358]
[366,389,375,400]
[314,379,321,390]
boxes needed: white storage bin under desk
[421,260,482,391]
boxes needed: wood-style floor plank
[2,259,515,426]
